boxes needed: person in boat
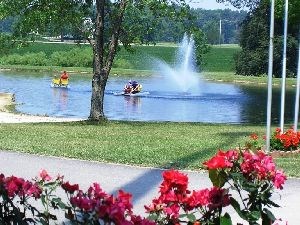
[60,71,69,85]
[124,81,133,94]
[52,75,61,86]
[60,71,69,80]
[123,80,142,94]
[131,80,142,94]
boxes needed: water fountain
[155,34,201,94]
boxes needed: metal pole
[294,41,300,131]
[280,0,289,133]
[219,19,222,45]
[266,0,275,152]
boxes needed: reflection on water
[0,71,298,124]
[52,88,69,111]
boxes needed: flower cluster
[271,128,300,151]
[64,181,154,225]
[145,169,230,225]
[241,151,286,189]
[0,174,42,199]
[203,149,287,224]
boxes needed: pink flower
[273,170,287,189]
[39,169,52,181]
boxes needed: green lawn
[0,121,298,177]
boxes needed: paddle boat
[51,77,69,88]
[113,81,150,96]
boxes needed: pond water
[0,71,297,124]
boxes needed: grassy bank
[0,121,299,177]
[0,42,235,72]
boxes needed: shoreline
[0,92,84,123]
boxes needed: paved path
[0,150,299,224]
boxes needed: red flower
[250,133,259,140]
[185,189,209,210]
[62,181,79,194]
[160,170,188,194]
[39,169,52,181]
[207,187,230,210]
[203,150,238,170]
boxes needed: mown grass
[202,44,240,72]
[0,121,262,169]
[0,121,298,177]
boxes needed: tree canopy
[218,0,299,77]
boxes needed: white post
[219,19,222,45]
[294,42,300,131]
[266,0,275,152]
[280,0,289,133]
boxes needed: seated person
[60,71,69,80]
[131,81,142,94]
[52,75,60,85]
[59,71,69,85]
[124,81,132,94]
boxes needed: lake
[0,70,297,124]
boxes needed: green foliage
[0,33,14,56]
[234,0,299,77]
[1,52,48,66]
[191,8,247,45]
[190,28,211,66]
[50,48,92,67]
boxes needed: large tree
[0,0,190,121]
[217,0,299,77]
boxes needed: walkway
[0,150,299,224]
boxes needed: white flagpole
[294,41,300,131]
[266,0,275,152]
[280,0,289,133]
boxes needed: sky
[188,0,238,10]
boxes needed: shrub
[270,128,300,151]
[50,48,92,67]
[0,52,48,66]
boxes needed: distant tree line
[0,8,247,45]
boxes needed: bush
[50,48,93,67]
[0,52,48,66]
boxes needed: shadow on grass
[110,130,251,205]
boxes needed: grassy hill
[1,42,240,73]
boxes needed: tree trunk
[89,49,108,120]
[88,0,127,121]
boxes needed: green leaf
[147,214,159,221]
[230,197,248,221]
[220,213,233,225]
[263,208,276,222]
[249,210,260,221]
[209,169,227,187]
[186,213,196,222]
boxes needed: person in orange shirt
[60,71,69,80]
